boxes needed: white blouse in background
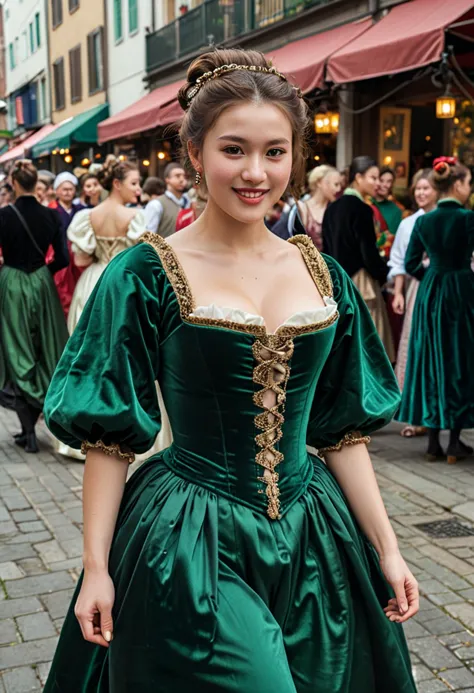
[387,208,425,281]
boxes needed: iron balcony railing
[146,0,330,73]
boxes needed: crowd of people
[0,146,473,463]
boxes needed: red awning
[0,123,60,165]
[327,0,474,84]
[98,80,184,144]
[268,18,372,93]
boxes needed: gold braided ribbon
[186,63,303,105]
[81,440,135,464]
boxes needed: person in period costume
[43,49,418,693]
[51,161,146,462]
[296,165,342,251]
[322,156,395,362]
[67,159,146,334]
[144,162,190,237]
[398,157,474,464]
[372,166,403,237]
[390,169,438,438]
[0,160,69,453]
[47,172,85,318]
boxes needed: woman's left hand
[380,551,419,623]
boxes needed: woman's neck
[440,192,463,203]
[422,203,436,213]
[192,198,272,252]
[309,189,327,208]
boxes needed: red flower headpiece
[433,156,458,173]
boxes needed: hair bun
[433,160,451,180]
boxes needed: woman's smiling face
[193,102,293,224]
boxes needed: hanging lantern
[314,113,331,134]
[330,113,340,134]
[436,96,456,119]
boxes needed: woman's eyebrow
[217,135,290,145]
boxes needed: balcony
[146,0,329,74]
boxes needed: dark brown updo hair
[11,159,38,192]
[432,157,469,194]
[98,156,138,192]
[178,48,309,198]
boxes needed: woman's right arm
[75,450,129,647]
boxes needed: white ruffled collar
[191,297,338,335]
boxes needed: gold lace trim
[140,232,338,337]
[81,440,135,464]
[253,337,294,519]
[288,234,334,297]
[318,431,371,455]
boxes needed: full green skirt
[0,265,69,406]
[398,267,474,429]
[44,452,416,693]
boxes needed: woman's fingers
[384,577,419,623]
[75,606,110,648]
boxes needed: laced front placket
[253,336,294,520]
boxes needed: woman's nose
[241,156,266,183]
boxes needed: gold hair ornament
[186,63,303,105]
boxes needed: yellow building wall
[48,0,106,123]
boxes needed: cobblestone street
[1,408,474,691]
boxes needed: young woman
[79,173,102,208]
[372,166,402,237]
[398,157,474,463]
[67,159,145,334]
[43,49,418,693]
[390,169,438,437]
[297,164,341,250]
[322,156,395,362]
[0,160,68,453]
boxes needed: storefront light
[52,149,58,155]
[59,149,65,155]
[64,155,73,164]
[142,159,150,167]
[330,113,340,134]
[157,151,166,160]
[81,157,90,166]
[118,154,126,161]
[436,96,456,119]
[383,155,393,165]
[315,113,331,134]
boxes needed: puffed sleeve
[307,256,400,453]
[67,209,96,257]
[44,243,162,461]
[127,210,147,242]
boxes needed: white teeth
[238,191,264,198]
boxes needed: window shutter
[53,57,65,110]
[69,46,82,103]
[114,0,123,42]
[87,32,94,94]
[128,0,138,34]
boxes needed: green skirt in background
[0,265,69,407]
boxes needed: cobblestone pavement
[2,408,474,691]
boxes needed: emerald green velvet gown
[398,199,474,429]
[43,234,416,693]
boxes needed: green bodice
[45,234,400,519]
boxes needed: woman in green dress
[398,157,474,463]
[43,49,418,692]
[0,160,69,453]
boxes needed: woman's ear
[187,141,201,172]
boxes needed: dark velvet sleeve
[404,217,426,280]
[48,209,69,275]
[353,203,388,284]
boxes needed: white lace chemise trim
[190,297,338,335]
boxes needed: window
[128,0,138,34]
[8,43,15,70]
[22,31,28,60]
[53,57,65,110]
[88,28,104,94]
[40,77,47,120]
[113,0,122,42]
[68,0,79,11]
[35,13,41,48]
[69,45,82,103]
[52,0,63,28]
[14,37,19,64]
[29,22,35,54]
